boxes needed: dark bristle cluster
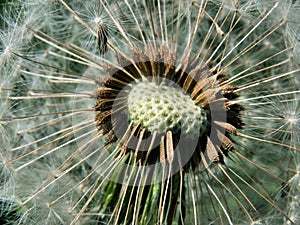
[94,46,244,168]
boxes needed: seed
[97,22,108,55]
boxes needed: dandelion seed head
[94,41,242,170]
[0,0,299,224]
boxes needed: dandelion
[0,0,299,224]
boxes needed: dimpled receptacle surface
[127,79,210,138]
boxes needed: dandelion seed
[280,181,291,198]
[96,23,107,54]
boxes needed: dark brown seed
[97,23,108,55]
